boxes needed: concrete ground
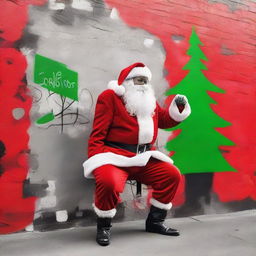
[0,210,255,256]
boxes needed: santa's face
[122,77,156,117]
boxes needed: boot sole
[96,239,110,246]
[146,228,180,236]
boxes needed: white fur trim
[108,80,125,96]
[137,115,154,144]
[126,66,152,81]
[83,151,173,179]
[169,94,191,122]
[150,198,173,210]
[92,203,116,218]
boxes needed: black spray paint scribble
[33,86,93,133]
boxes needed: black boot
[96,217,112,246]
[146,205,180,236]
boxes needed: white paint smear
[72,0,93,12]
[110,8,119,20]
[47,180,56,192]
[144,38,154,48]
[49,0,65,10]
[56,210,68,222]
[25,224,34,232]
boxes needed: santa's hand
[169,94,191,122]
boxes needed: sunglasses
[132,76,148,85]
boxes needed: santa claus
[83,62,191,246]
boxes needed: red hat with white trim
[108,62,152,96]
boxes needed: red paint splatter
[105,0,256,205]
[0,0,47,234]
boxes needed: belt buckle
[137,144,147,154]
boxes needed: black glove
[174,95,186,113]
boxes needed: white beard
[122,79,156,117]
[122,79,156,144]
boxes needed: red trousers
[93,158,181,214]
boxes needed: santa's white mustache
[133,84,149,92]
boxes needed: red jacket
[88,89,179,158]
[83,89,192,178]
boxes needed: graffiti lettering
[43,72,75,89]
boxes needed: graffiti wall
[0,0,255,233]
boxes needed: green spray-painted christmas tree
[165,27,236,174]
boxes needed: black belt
[104,141,152,154]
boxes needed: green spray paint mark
[165,27,236,174]
[34,54,78,101]
[36,112,55,124]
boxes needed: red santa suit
[83,63,191,218]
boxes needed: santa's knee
[174,167,182,184]
[165,165,182,187]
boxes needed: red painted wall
[0,0,47,234]
[105,0,256,205]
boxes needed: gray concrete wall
[23,0,171,230]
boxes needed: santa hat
[108,62,152,96]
